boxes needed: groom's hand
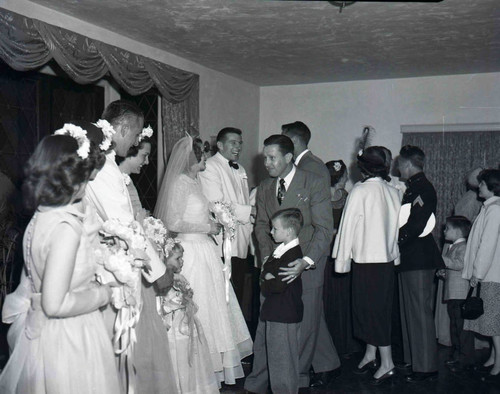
[278,258,308,284]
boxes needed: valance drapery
[0,8,199,105]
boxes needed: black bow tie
[228,160,239,170]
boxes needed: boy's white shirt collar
[452,237,466,245]
[272,238,300,259]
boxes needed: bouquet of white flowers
[209,201,237,241]
[142,216,168,253]
[209,201,237,302]
[95,218,150,354]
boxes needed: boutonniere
[122,173,131,186]
[296,193,309,204]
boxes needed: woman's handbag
[461,283,484,320]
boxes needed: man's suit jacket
[296,151,330,186]
[255,168,334,290]
[199,152,253,258]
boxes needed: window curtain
[0,9,199,104]
[0,7,200,195]
[161,85,200,163]
[402,128,500,246]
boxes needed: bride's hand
[209,222,222,235]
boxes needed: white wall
[259,72,500,183]
[2,0,260,186]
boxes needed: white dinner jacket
[199,152,253,258]
[86,151,166,283]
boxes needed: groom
[245,134,339,391]
[198,127,254,311]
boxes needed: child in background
[246,208,304,394]
[0,132,120,393]
[157,239,219,394]
[437,216,474,372]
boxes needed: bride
[155,134,252,385]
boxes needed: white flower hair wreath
[164,237,181,258]
[93,119,116,151]
[138,125,154,142]
[54,123,90,159]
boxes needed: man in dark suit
[396,145,445,383]
[246,134,339,390]
[281,121,340,387]
[282,121,330,185]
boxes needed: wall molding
[401,123,500,133]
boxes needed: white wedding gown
[167,174,252,384]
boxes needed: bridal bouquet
[209,201,236,241]
[95,218,150,353]
[209,201,237,302]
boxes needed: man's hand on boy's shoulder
[279,258,308,284]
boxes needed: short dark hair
[263,134,294,156]
[102,100,144,127]
[399,145,425,170]
[358,146,390,182]
[282,121,311,145]
[271,208,303,236]
[478,169,500,196]
[23,135,96,210]
[446,216,472,238]
[115,138,152,165]
[325,160,347,187]
[216,127,242,143]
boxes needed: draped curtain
[402,129,500,246]
[0,7,200,191]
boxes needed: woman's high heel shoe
[353,359,379,375]
[370,368,396,386]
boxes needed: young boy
[437,215,474,372]
[248,208,304,394]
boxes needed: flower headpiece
[138,125,154,142]
[54,123,90,159]
[93,119,116,151]
[164,237,181,258]
[333,161,342,172]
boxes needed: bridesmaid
[0,129,120,393]
[117,134,179,393]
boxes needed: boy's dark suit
[260,244,304,323]
[252,167,339,388]
[246,243,304,394]
[398,172,445,375]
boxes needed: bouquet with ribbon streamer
[209,201,236,302]
[95,218,150,355]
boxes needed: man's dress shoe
[309,368,341,388]
[405,371,438,383]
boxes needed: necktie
[228,160,239,170]
[277,178,286,205]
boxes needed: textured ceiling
[25,0,500,86]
